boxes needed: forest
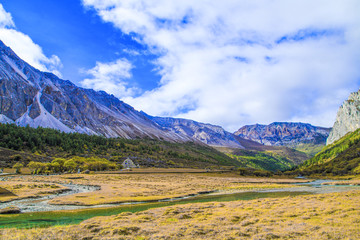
[0,123,239,169]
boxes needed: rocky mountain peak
[234,122,331,147]
[327,89,360,145]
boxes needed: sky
[0,0,359,131]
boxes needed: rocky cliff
[0,40,190,142]
[327,89,360,145]
[234,122,331,147]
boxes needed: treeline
[0,123,117,154]
[0,123,238,168]
[27,157,119,174]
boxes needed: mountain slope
[327,89,360,145]
[234,122,331,148]
[147,115,243,148]
[149,116,309,170]
[297,128,360,175]
[0,123,239,169]
[0,40,190,142]
[216,136,309,172]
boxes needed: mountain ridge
[0,40,191,142]
[234,122,331,147]
[146,114,244,148]
[0,40,331,154]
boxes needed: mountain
[297,128,360,175]
[0,40,191,142]
[327,89,360,145]
[0,123,240,169]
[146,116,310,171]
[234,122,331,147]
[146,115,243,148]
[291,89,360,176]
[0,40,323,172]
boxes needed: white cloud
[0,4,62,77]
[81,58,137,98]
[0,4,14,28]
[83,0,360,131]
[123,48,140,56]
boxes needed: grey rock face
[0,40,190,142]
[234,122,331,147]
[327,90,360,145]
[148,115,244,148]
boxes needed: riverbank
[2,189,359,239]
[1,173,308,206]
[0,180,69,203]
[322,179,360,186]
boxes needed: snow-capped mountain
[0,40,191,142]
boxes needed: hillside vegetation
[293,143,325,157]
[228,150,295,172]
[0,123,238,169]
[216,142,309,172]
[296,128,360,175]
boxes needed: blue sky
[1,0,160,93]
[0,0,360,131]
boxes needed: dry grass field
[0,181,68,202]
[322,179,360,185]
[1,190,359,239]
[1,173,305,206]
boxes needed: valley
[0,172,359,239]
[0,7,359,239]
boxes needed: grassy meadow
[1,173,303,206]
[1,189,359,239]
[0,172,359,239]
[0,181,67,202]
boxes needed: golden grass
[1,190,359,239]
[17,173,303,205]
[0,181,68,202]
[322,179,360,186]
[1,172,307,205]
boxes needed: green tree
[13,162,23,174]
[64,159,77,172]
[52,158,65,172]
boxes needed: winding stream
[0,179,359,229]
[0,184,101,212]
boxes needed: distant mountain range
[146,115,244,148]
[234,122,331,147]
[0,40,331,154]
